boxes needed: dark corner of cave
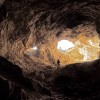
[0,0,100,100]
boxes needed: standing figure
[57,59,60,67]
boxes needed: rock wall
[0,0,100,72]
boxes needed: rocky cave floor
[0,56,100,100]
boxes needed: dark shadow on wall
[56,12,90,28]
[95,15,100,35]
[49,59,100,99]
[0,56,34,91]
[0,5,7,23]
[0,56,51,100]
[0,77,22,100]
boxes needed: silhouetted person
[57,59,60,67]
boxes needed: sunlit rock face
[55,25,100,65]
[25,25,100,66]
[0,0,100,71]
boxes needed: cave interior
[0,0,100,100]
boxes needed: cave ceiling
[0,0,100,72]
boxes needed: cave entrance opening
[57,40,75,52]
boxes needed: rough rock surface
[47,59,100,100]
[0,0,100,100]
[0,0,100,72]
[0,56,51,100]
[0,56,100,100]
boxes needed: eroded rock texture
[47,59,100,100]
[0,0,100,72]
[0,56,51,100]
[0,0,100,100]
[1,56,100,100]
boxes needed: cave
[0,0,100,100]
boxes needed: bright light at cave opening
[32,46,37,50]
[57,40,75,51]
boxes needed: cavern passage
[0,0,100,100]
